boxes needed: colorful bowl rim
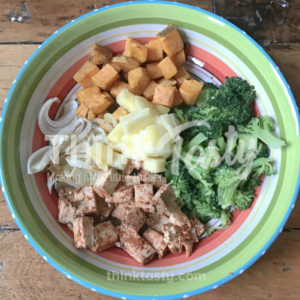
[0,1,299,299]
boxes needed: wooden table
[0,1,299,299]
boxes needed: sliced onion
[65,156,92,169]
[76,120,92,143]
[47,172,57,194]
[27,146,52,174]
[104,113,118,127]
[92,118,113,132]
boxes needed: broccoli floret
[251,157,275,176]
[238,117,286,148]
[234,189,254,209]
[196,82,218,105]
[256,142,270,158]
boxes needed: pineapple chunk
[134,95,155,110]
[143,157,166,173]
[107,124,124,144]
[156,114,178,135]
[116,89,137,112]
[155,105,170,114]
[110,151,128,170]
[89,143,113,170]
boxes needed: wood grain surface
[0,1,300,299]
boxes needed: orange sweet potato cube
[146,39,163,62]
[128,67,150,95]
[76,103,89,118]
[123,38,148,63]
[89,43,112,65]
[152,84,175,108]
[73,61,99,88]
[76,86,100,104]
[173,88,183,106]
[158,57,177,80]
[110,80,129,98]
[92,64,120,90]
[179,80,204,106]
[112,107,128,122]
[111,55,140,73]
[143,80,158,101]
[146,62,163,80]
[174,66,190,85]
[157,24,184,56]
[171,49,186,67]
[158,78,177,86]
[92,92,114,114]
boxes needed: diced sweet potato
[158,78,177,86]
[179,79,204,106]
[123,38,148,63]
[158,56,177,80]
[123,159,143,175]
[87,109,96,120]
[138,169,167,188]
[75,186,99,217]
[174,66,190,85]
[76,85,99,104]
[157,24,184,56]
[143,80,158,101]
[143,228,168,258]
[93,92,114,115]
[128,67,150,95]
[105,184,134,203]
[146,62,163,80]
[58,197,76,226]
[92,64,120,90]
[146,39,164,62]
[112,106,128,122]
[89,43,112,65]
[73,61,99,88]
[110,80,129,98]
[73,216,94,249]
[123,175,141,186]
[171,49,186,67]
[76,103,89,118]
[146,212,170,234]
[152,84,175,108]
[169,210,191,228]
[111,55,140,72]
[134,184,155,213]
[173,88,183,106]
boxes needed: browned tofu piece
[152,184,179,216]
[158,56,177,80]
[112,202,146,232]
[152,84,175,108]
[123,38,148,63]
[146,213,169,234]
[128,67,150,95]
[174,66,190,85]
[87,109,96,120]
[117,225,156,264]
[73,216,94,249]
[179,79,204,106]
[138,169,167,188]
[91,221,118,252]
[89,44,112,65]
[173,88,184,106]
[93,168,121,198]
[76,85,99,104]
[146,39,163,62]
[105,184,134,203]
[143,228,168,258]
[94,92,114,114]
[111,55,140,72]
[143,80,158,101]
[134,184,155,213]
[92,64,120,90]
[170,210,191,228]
[110,80,129,98]
[75,186,99,216]
[73,61,99,88]
[171,49,186,67]
[112,106,128,122]
[146,62,163,80]
[96,197,114,222]
[157,24,184,57]
[76,103,89,118]
[123,175,141,186]
[158,78,177,86]
[58,196,76,225]
[123,159,143,175]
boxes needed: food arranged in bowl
[27,24,286,265]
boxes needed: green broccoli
[234,189,254,209]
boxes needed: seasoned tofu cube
[123,38,148,63]
[171,49,186,67]
[143,80,158,101]
[174,66,190,85]
[105,184,134,203]
[179,79,204,106]
[112,202,146,231]
[128,67,150,95]
[138,169,167,188]
[123,175,141,186]
[146,62,163,80]
[173,88,184,106]
[112,106,128,122]
[110,80,129,98]
[143,228,168,258]
[89,43,112,65]
[146,213,170,234]
[158,56,177,80]
[158,78,177,86]
[93,92,114,115]
[111,55,140,72]
[75,186,99,216]
[76,85,99,104]
[87,109,96,120]
[91,221,118,252]
[73,216,94,249]
[58,197,76,225]
[157,24,184,56]
[170,210,191,228]
[152,84,175,108]
[123,159,143,175]
[117,226,156,264]
[134,184,155,213]
[146,39,163,62]
[76,103,88,118]
[92,64,120,90]
[93,168,121,198]
[73,61,99,88]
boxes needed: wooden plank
[0,0,212,43]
